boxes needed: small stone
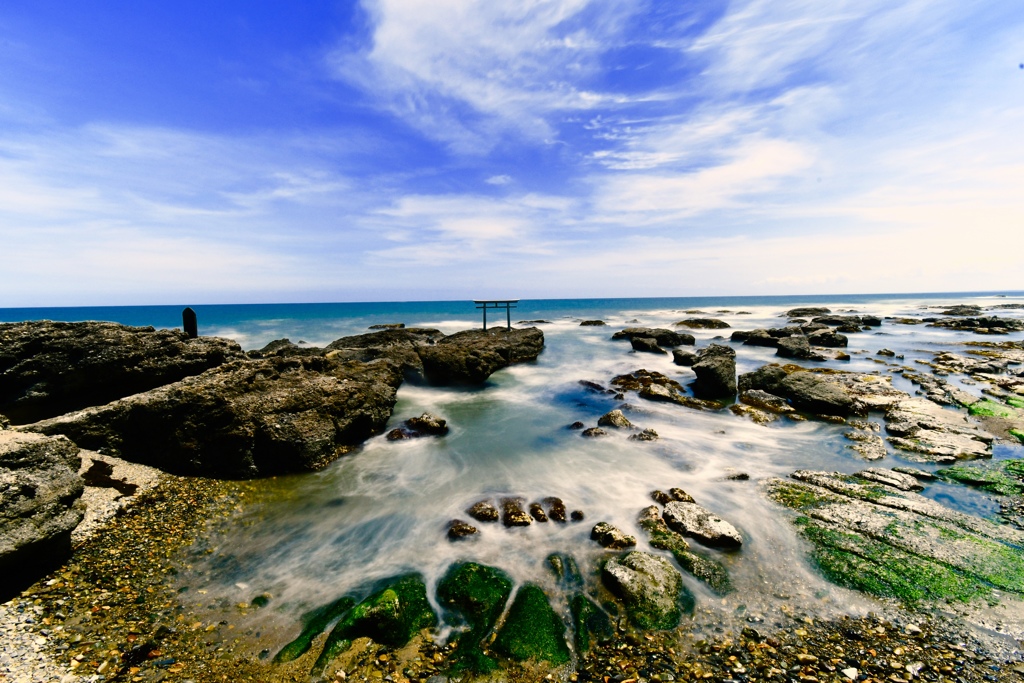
[467,500,499,522]
[581,427,608,438]
[570,510,585,522]
[841,667,858,680]
[591,522,637,549]
[446,519,478,540]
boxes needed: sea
[4,291,1024,645]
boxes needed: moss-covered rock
[435,562,513,673]
[311,575,437,675]
[938,459,1024,496]
[491,584,571,664]
[602,551,691,630]
[1011,428,1024,445]
[547,552,583,589]
[766,470,1024,605]
[968,400,1017,419]
[638,507,732,595]
[570,592,614,654]
[274,595,355,663]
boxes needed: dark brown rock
[612,327,694,347]
[467,500,500,522]
[446,519,478,540]
[416,328,544,384]
[0,321,244,424]
[24,355,403,478]
[692,344,737,399]
[544,497,567,522]
[501,497,532,526]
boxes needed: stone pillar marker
[182,307,198,339]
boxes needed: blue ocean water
[3,290,1022,350]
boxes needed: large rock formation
[416,328,544,384]
[611,328,694,347]
[0,430,84,597]
[0,321,244,424]
[23,355,404,478]
[739,364,860,417]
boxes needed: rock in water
[467,500,500,522]
[776,336,824,361]
[692,344,737,399]
[0,431,84,599]
[387,412,449,440]
[0,321,244,424]
[663,501,743,548]
[602,551,689,630]
[672,349,697,366]
[612,327,694,347]
[597,409,633,429]
[590,521,637,549]
[417,328,544,384]
[311,575,436,676]
[492,584,571,664]
[436,562,513,673]
[447,519,479,540]
[630,336,666,354]
[24,355,403,478]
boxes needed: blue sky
[1,1,1022,306]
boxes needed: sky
[1,0,1022,306]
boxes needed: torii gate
[474,299,519,330]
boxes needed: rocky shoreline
[3,305,1024,682]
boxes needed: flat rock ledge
[765,469,1024,604]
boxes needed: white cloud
[485,174,512,185]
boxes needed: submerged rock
[638,506,732,595]
[673,318,730,329]
[0,430,84,598]
[570,593,614,654]
[436,562,513,673]
[492,585,571,664]
[766,470,1024,604]
[311,575,437,676]
[0,321,244,424]
[273,595,356,664]
[602,551,689,630]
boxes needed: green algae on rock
[273,595,355,664]
[766,470,1024,604]
[638,506,732,595]
[311,575,436,675]
[602,551,691,630]
[491,584,571,664]
[938,459,1024,497]
[435,562,513,673]
[968,400,1018,419]
[569,592,614,654]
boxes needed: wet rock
[570,509,585,522]
[674,318,730,329]
[939,305,983,316]
[468,500,500,522]
[671,349,697,366]
[579,379,615,394]
[386,412,449,440]
[612,327,694,347]
[581,427,608,438]
[885,398,993,461]
[580,320,607,326]
[692,344,737,399]
[799,322,830,333]
[492,584,570,664]
[629,428,659,441]
[740,389,794,414]
[855,467,924,491]
[567,421,586,430]
[651,490,673,505]
[807,329,849,348]
[936,459,1024,496]
[447,519,479,540]
[24,355,404,478]
[501,498,532,526]
[812,315,881,328]
[602,551,689,630]
[0,321,244,424]
[892,466,936,481]
[591,521,637,549]
[368,323,405,329]
[529,503,548,522]
[663,500,742,548]
[311,575,437,676]
[0,431,84,599]
[597,409,633,429]
[786,307,831,317]
[877,348,896,357]
[631,337,666,354]
[776,336,826,361]
[254,338,324,357]
[766,470,1024,604]
[416,328,545,384]
[740,365,859,417]
[546,552,583,588]
[730,403,776,424]
[273,595,356,663]
[435,561,512,673]
[544,497,567,522]
[638,506,732,594]
[734,329,779,347]
[570,593,614,654]
[668,487,694,503]
[843,429,887,460]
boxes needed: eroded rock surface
[0,321,244,424]
[0,430,84,596]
